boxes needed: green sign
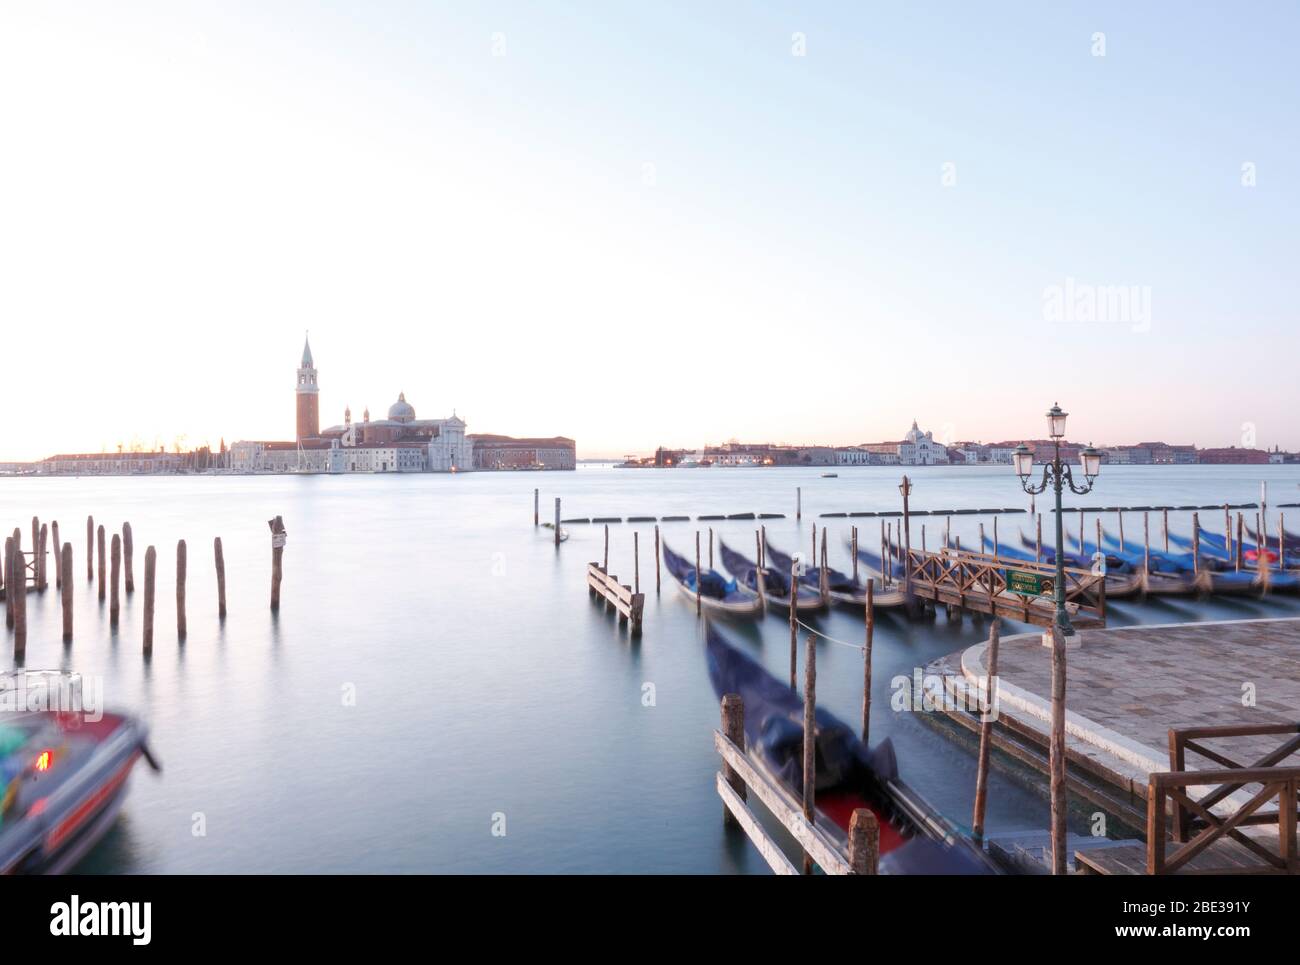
[1006,569,1052,597]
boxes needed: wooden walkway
[1077,837,1286,875]
[904,547,1106,629]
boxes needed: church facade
[230,338,474,473]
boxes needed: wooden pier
[586,562,644,634]
[904,547,1106,629]
[932,617,1300,874]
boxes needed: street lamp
[899,475,913,602]
[1014,404,1100,636]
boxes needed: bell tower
[296,334,320,441]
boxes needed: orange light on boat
[35,750,53,772]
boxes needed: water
[3,464,1298,872]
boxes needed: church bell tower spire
[296,332,320,441]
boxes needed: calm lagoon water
[3,464,1299,873]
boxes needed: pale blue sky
[1,2,1296,458]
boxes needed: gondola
[763,538,902,607]
[1,672,159,874]
[660,542,763,616]
[705,626,999,874]
[718,540,827,612]
[1167,529,1300,593]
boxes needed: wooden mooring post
[796,487,801,521]
[1192,512,1201,579]
[51,520,61,589]
[214,536,227,619]
[1163,508,1170,554]
[788,564,798,689]
[851,526,859,583]
[695,531,702,617]
[96,525,106,601]
[554,498,561,547]
[11,537,25,657]
[3,535,13,631]
[721,694,745,827]
[1048,624,1067,875]
[533,488,539,526]
[633,531,640,593]
[61,543,73,642]
[110,533,121,626]
[1236,512,1244,570]
[269,516,286,611]
[36,523,47,591]
[142,546,156,653]
[708,527,714,569]
[86,516,93,581]
[862,580,874,744]
[603,524,609,570]
[801,633,817,875]
[971,619,1000,843]
[123,521,135,593]
[176,539,187,639]
[654,525,661,594]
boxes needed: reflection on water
[2,465,1298,872]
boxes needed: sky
[1,1,1297,460]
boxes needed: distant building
[1199,446,1271,465]
[859,421,949,465]
[232,337,473,473]
[469,435,575,470]
[37,448,222,475]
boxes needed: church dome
[388,392,416,423]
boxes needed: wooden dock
[586,562,644,633]
[932,617,1300,874]
[904,547,1106,629]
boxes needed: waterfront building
[1199,446,1271,465]
[860,421,949,465]
[469,435,576,470]
[231,338,477,473]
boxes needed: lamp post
[1013,404,1101,637]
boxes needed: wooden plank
[716,773,799,875]
[714,731,852,875]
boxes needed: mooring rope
[794,618,866,652]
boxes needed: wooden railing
[1147,722,1300,874]
[904,547,1106,628]
[715,694,878,875]
[586,562,644,633]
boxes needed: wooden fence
[904,547,1106,629]
[586,562,644,633]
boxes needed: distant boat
[705,626,998,875]
[660,543,763,616]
